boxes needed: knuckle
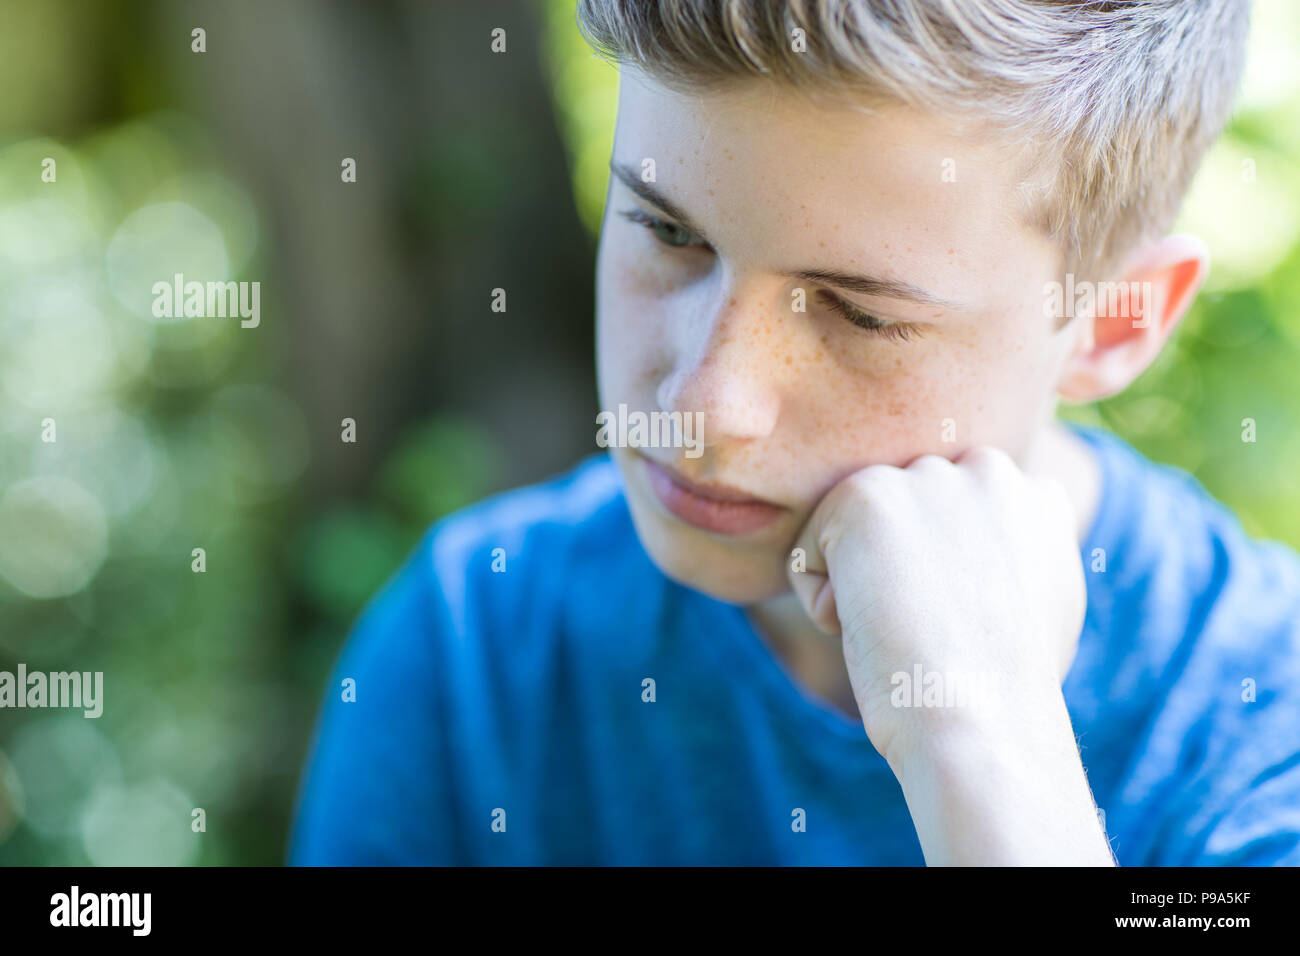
[962,444,1015,470]
[908,452,953,471]
[843,464,897,499]
[960,445,1024,491]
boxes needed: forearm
[888,687,1116,866]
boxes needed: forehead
[612,71,1059,299]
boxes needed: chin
[622,489,792,605]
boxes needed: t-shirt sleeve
[287,538,458,865]
[1191,762,1300,865]
[1146,561,1300,867]
[1176,681,1300,866]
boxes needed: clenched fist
[787,445,1110,865]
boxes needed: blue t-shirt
[287,424,1300,865]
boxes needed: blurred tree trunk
[155,0,598,500]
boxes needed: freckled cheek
[780,349,934,479]
[866,368,952,454]
[796,331,1022,471]
[933,321,1060,449]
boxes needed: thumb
[788,506,843,638]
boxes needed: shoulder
[354,451,659,657]
[289,453,647,863]
[429,452,627,565]
[1067,424,1300,864]
[422,453,629,611]
[1073,423,1300,632]
[1071,421,1300,685]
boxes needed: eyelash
[817,291,922,342]
[618,207,923,342]
[617,208,709,249]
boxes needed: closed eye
[618,208,711,251]
[816,290,923,342]
[618,206,921,342]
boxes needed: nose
[656,282,782,445]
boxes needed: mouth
[639,454,786,536]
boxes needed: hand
[787,445,1110,864]
[789,444,1085,759]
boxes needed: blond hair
[576,0,1250,281]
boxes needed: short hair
[576,0,1250,282]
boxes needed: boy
[289,0,1300,864]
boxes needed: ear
[1056,234,1208,402]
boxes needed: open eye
[618,208,710,250]
[816,289,923,342]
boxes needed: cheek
[596,237,666,393]
[756,342,942,495]
[913,319,1061,450]
[597,232,721,405]
[792,321,1058,475]
[599,222,701,306]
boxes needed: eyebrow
[610,161,714,244]
[608,159,969,312]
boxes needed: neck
[1021,417,1102,543]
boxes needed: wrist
[885,685,1113,866]
[881,670,1070,779]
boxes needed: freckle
[947,248,954,255]
[818,241,825,247]
[785,355,792,365]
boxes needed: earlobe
[1055,234,1209,403]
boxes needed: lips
[641,455,785,536]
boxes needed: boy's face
[596,71,1084,604]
